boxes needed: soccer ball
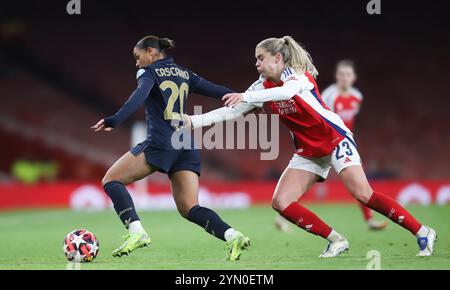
[63,229,99,263]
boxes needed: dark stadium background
[1,0,450,271]
[0,0,449,186]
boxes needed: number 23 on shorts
[335,140,354,160]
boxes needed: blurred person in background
[322,60,388,230]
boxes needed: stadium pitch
[0,204,448,270]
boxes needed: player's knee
[177,202,197,219]
[271,199,281,212]
[356,190,372,204]
[177,207,190,219]
[101,174,113,187]
[272,195,293,213]
[346,180,372,204]
[102,171,133,187]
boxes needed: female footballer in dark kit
[91,36,250,260]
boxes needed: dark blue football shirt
[104,57,233,149]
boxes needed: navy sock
[103,181,140,229]
[187,205,232,241]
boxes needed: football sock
[366,191,422,235]
[415,225,429,238]
[358,202,373,221]
[103,181,140,229]
[224,228,238,241]
[281,202,333,239]
[187,205,231,241]
[128,220,145,234]
[326,229,343,243]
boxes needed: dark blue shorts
[130,140,201,177]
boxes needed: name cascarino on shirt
[155,67,190,80]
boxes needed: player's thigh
[169,170,200,218]
[271,153,330,212]
[102,152,155,186]
[339,165,373,203]
[331,138,372,203]
[272,167,318,212]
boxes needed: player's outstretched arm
[186,102,257,130]
[91,77,154,132]
[242,78,302,103]
[189,71,234,99]
[223,74,309,107]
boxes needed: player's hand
[91,119,113,132]
[222,93,244,107]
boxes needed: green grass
[0,205,449,269]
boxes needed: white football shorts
[287,137,361,180]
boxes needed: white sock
[224,228,238,241]
[415,225,429,238]
[129,220,145,234]
[326,229,342,243]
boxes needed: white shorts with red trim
[287,138,361,180]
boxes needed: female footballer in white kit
[183,36,436,257]
[275,59,388,232]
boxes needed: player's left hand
[222,93,244,107]
[91,119,113,132]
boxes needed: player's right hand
[91,119,113,132]
[222,93,244,107]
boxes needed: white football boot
[319,237,349,258]
[416,226,437,257]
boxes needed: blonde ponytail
[256,36,318,78]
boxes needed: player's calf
[280,201,348,257]
[103,181,141,228]
[186,205,251,260]
[366,191,438,256]
[187,205,232,240]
